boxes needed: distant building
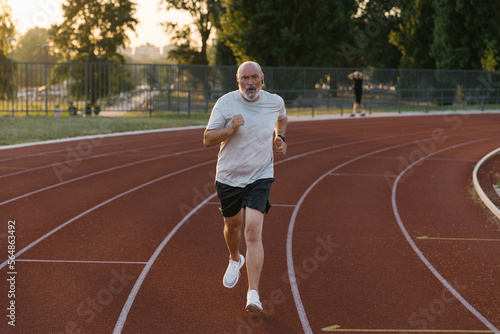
[119,44,176,63]
[162,45,176,58]
[119,47,134,58]
[135,43,161,60]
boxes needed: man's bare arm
[274,116,288,156]
[203,114,245,148]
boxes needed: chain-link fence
[1,62,499,116]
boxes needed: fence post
[340,88,343,116]
[205,89,209,113]
[369,89,373,115]
[426,89,429,113]
[187,90,191,118]
[398,89,401,114]
[482,89,485,111]
[311,91,315,118]
[25,63,28,116]
[168,89,171,110]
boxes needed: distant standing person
[54,104,62,117]
[93,103,101,116]
[348,71,365,117]
[68,102,77,116]
[84,102,92,116]
[203,61,288,313]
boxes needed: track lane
[1,114,499,334]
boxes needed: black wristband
[277,134,285,142]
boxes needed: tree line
[1,0,498,71]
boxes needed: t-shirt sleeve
[277,96,287,120]
[206,100,228,130]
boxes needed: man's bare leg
[223,209,243,262]
[244,208,264,292]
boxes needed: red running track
[1,114,500,334]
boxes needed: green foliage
[48,0,138,63]
[0,0,15,61]
[219,0,357,67]
[389,0,435,69]
[430,0,500,70]
[161,0,222,65]
[14,28,58,63]
[349,0,402,68]
[48,0,138,104]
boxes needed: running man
[203,61,288,312]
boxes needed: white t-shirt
[206,90,287,187]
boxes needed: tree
[15,28,58,63]
[48,0,138,104]
[0,0,16,103]
[350,0,402,68]
[389,0,435,69]
[161,0,222,65]
[0,0,16,62]
[430,0,500,70]
[49,0,138,63]
[219,0,357,68]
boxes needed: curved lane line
[0,140,203,179]
[112,130,467,333]
[286,141,419,334]
[391,137,500,333]
[112,193,217,333]
[112,133,423,333]
[0,146,211,206]
[0,159,216,270]
[472,147,500,220]
[287,136,500,333]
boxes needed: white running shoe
[223,254,245,288]
[245,289,263,313]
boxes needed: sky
[8,0,192,48]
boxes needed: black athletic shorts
[215,178,274,217]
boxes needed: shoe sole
[223,254,245,288]
[245,302,263,313]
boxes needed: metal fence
[1,62,499,116]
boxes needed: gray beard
[241,86,261,101]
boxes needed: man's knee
[245,222,263,243]
[224,214,242,232]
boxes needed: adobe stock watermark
[384,127,448,189]
[383,108,478,189]
[52,267,135,334]
[469,72,500,106]
[52,119,112,182]
[17,0,62,33]
[178,170,216,220]
[340,0,401,64]
[406,279,467,331]
[236,234,340,334]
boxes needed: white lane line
[0,159,215,270]
[113,193,217,334]
[0,139,205,179]
[472,147,500,221]
[0,135,199,164]
[0,131,399,205]
[206,201,296,208]
[391,137,500,334]
[16,259,147,264]
[286,141,417,334]
[0,146,210,207]
[0,125,206,151]
[111,130,439,333]
[328,172,386,177]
